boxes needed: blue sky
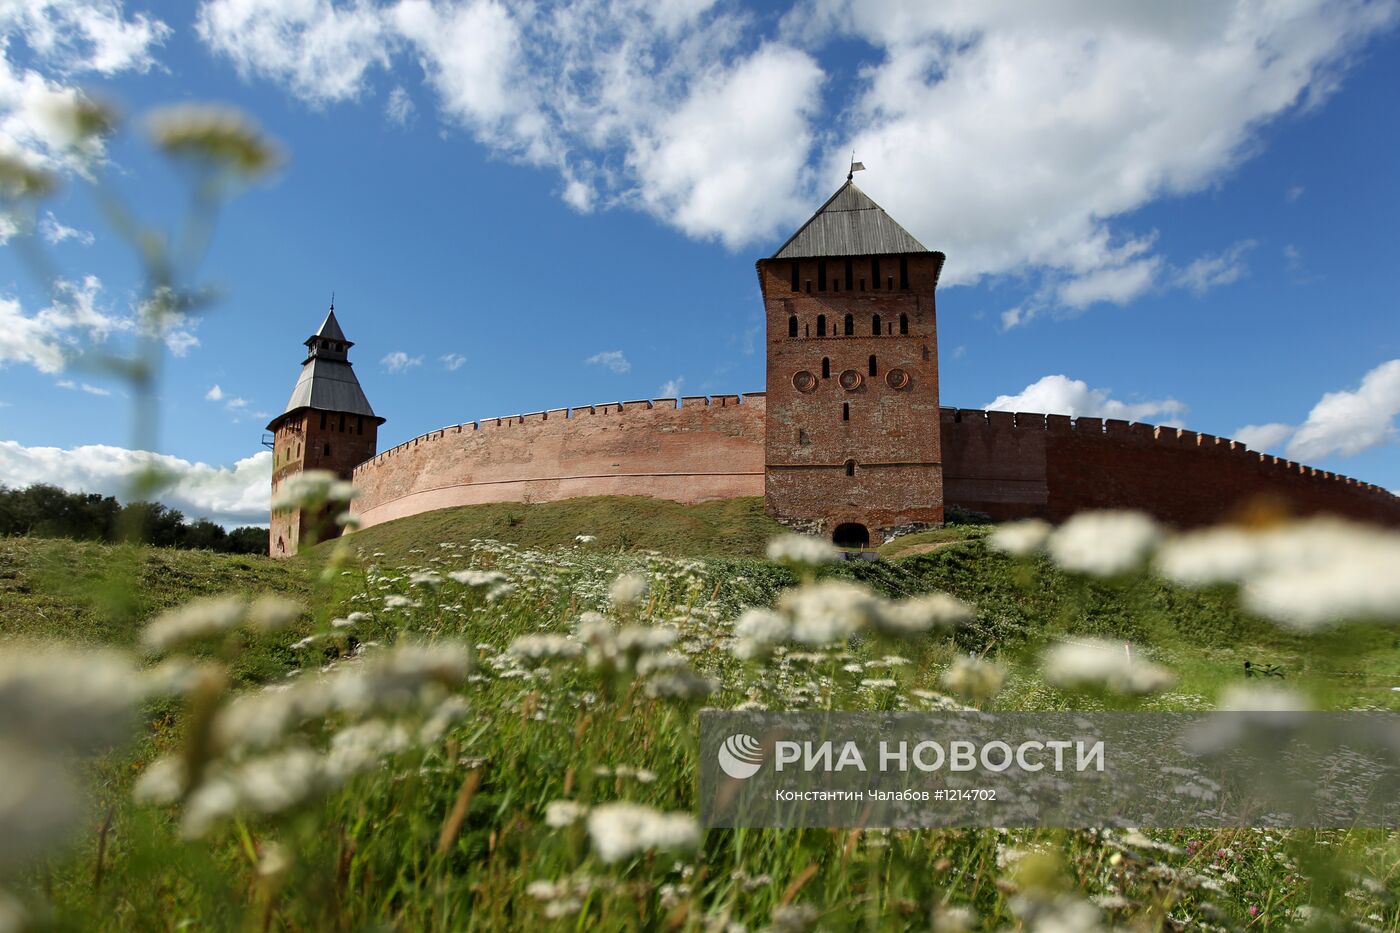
[1,0,1398,525]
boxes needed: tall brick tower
[266,305,384,557]
[759,175,946,547]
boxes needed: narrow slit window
[842,402,850,421]
[339,414,346,432]
[871,313,881,335]
[844,258,854,291]
[871,258,881,289]
[788,315,798,337]
[899,313,909,335]
[357,416,364,435]
[790,262,800,291]
[845,459,855,476]
[323,443,331,456]
[822,357,830,378]
[817,314,826,336]
[899,256,910,289]
[869,355,877,377]
[817,260,827,291]
[320,412,327,429]
[843,314,854,336]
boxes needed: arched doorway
[832,523,870,549]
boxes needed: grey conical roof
[269,311,382,429]
[772,179,928,259]
[306,308,349,346]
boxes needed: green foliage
[0,483,267,554]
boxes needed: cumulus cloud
[39,211,94,246]
[440,352,465,371]
[380,350,423,373]
[205,384,224,401]
[56,379,111,396]
[0,441,272,526]
[1233,422,1295,452]
[1287,359,1400,461]
[0,275,118,373]
[659,377,683,397]
[585,350,630,374]
[1175,240,1256,295]
[385,83,415,125]
[985,374,1186,425]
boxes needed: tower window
[357,416,364,435]
[899,313,909,335]
[817,260,827,291]
[339,414,346,432]
[844,259,854,291]
[899,256,910,289]
[817,314,826,336]
[821,357,830,378]
[323,443,331,456]
[845,459,856,476]
[843,314,853,336]
[871,257,881,289]
[842,402,850,421]
[872,314,881,335]
[869,355,877,377]
[788,315,798,337]
[320,412,327,429]
[790,262,799,291]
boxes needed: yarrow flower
[988,519,1053,557]
[585,802,699,863]
[269,470,358,511]
[765,533,839,566]
[1047,511,1161,577]
[545,800,588,828]
[142,596,247,652]
[608,573,648,610]
[940,654,1006,702]
[1042,639,1174,695]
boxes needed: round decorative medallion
[838,369,863,391]
[792,370,818,393]
[885,368,910,389]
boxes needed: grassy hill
[325,495,790,561]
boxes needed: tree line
[0,484,267,554]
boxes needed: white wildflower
[132,756,187,805]
[616,624,678,655]
[1153,526,1261,586]
[0,743,81,871]
[508,634,584,661]
[575,535,597,544]
[409,571,443,588]
[448,569,508,587]
[270,470,359,510]
[1216,684,1312,712]
[0,647,143,753]
[731,608,790,658]
[586,802,699,863]
[940,655,1005,702]
[875,592,972,635]
[545,800,589,828]
[1043,639,1175,695]
[246,594,303,633]
[142,595,247,652]
[643,668,717,701]
[777,581,883,644]
[989,519,1053,557]
[1047,511,1161,577]
[609,573,648,610]
[383,594,419,610]
[766,533,838,566]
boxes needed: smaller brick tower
[266,305,384,557]
[759,174,947,547]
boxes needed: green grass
[326,495,789,562]
[6,528,1400,931]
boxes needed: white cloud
[659,377,683,397]
[39,211,94,245]
[205,384,224,401]
[380,350,423,373]
[0,2,169,178]
[440,352,465,371]
[1287,359,1400,461]
[796,1,1395,296]
[195,0,390,104]
[189,0,1395,301]
[0,441,272,526]
[0,275,119,373]
[1286,184,1306,202]
[985,374,1186,424]
[385,83,415,125]
[585,350,630,374]
[57,379,112,396]
[1175,240,1256,296]
[1233,422,1295,452]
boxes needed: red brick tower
[266,305,384,557]
[759,176,946,547]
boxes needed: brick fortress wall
[941,408,1400,526]
[348,395,766,529]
